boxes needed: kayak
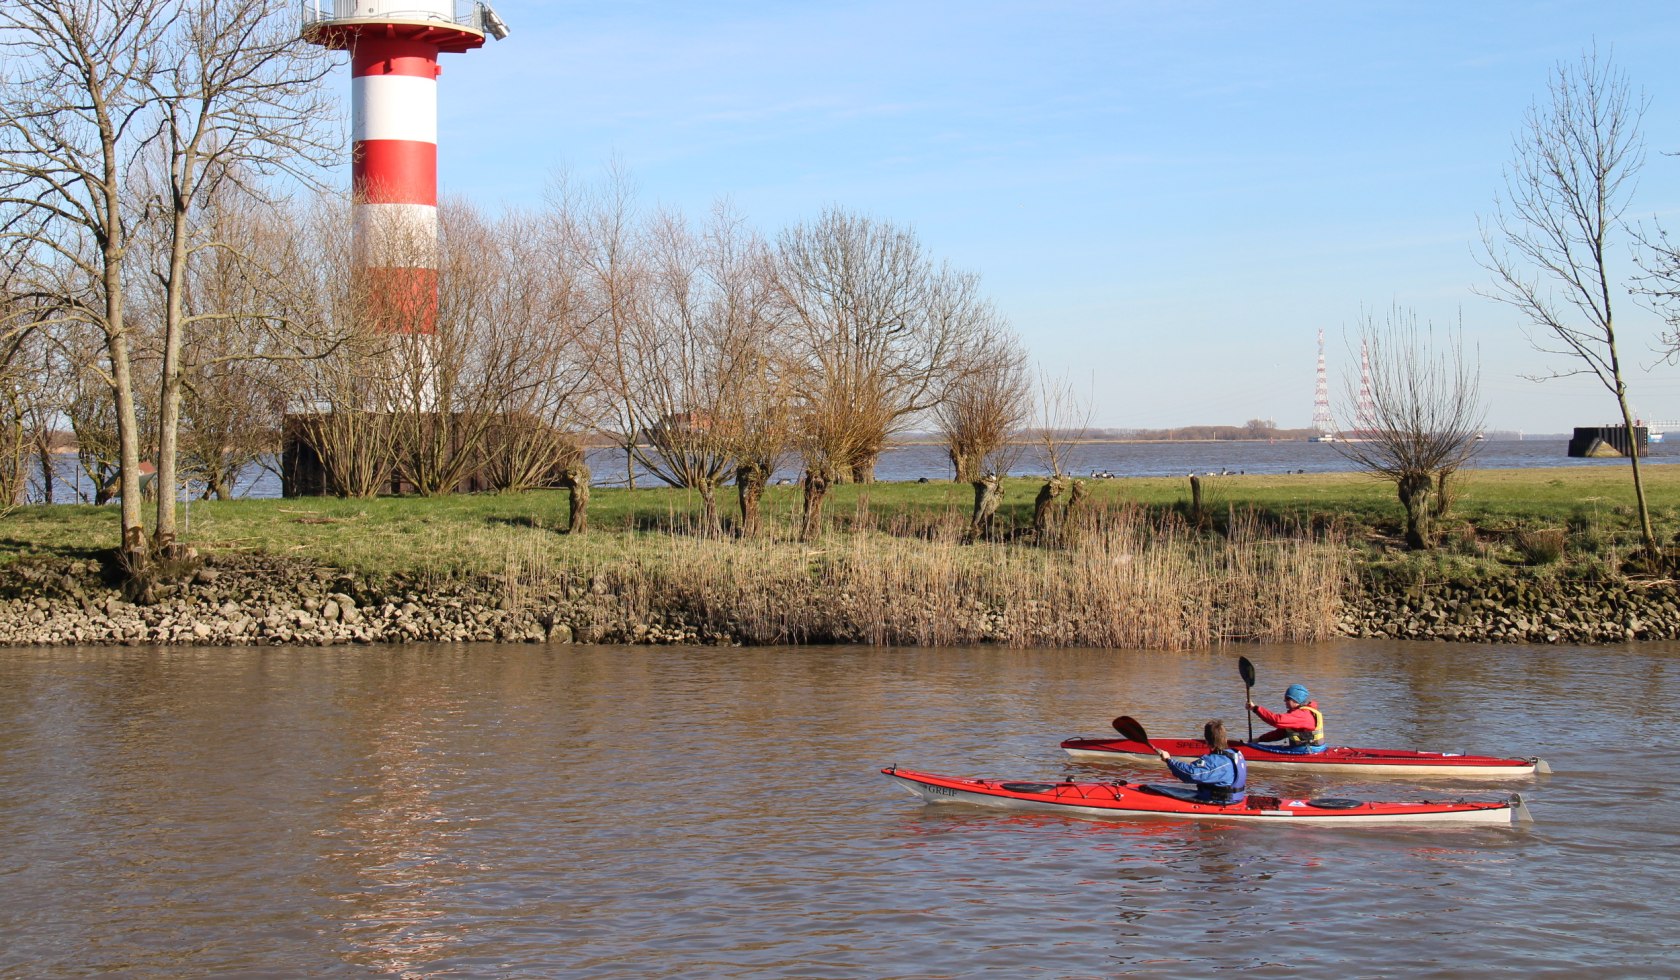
[883,766,1532,825]
[1060,737,1550,777]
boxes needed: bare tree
[564,167,647,490]
[775,208,987,486]
[933,322,1030,539]
[384,201,560,496]
[0,0,178,572]
[278,194,400,498]
[159,198,295,500]
[609,205,786,536]
[1480,48,1658,562]
[1334,308,1484,550]
[142,0,335,554]
[0,304,32,508]
[478,210,595,494]
[725,347,795,537]
[1029,371,1093,535]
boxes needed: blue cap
[1285,684,1310,703]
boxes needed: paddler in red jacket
[1246,683,1326,754]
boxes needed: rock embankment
[0,555,733,648]
[1339,577,1680,644]
[5,554,1680,647]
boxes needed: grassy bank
[8,464,1677,574]
[3,465,1677,648]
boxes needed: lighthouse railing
[300,0,485,32]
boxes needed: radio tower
[1312,329,1335,439]
[301,1,509,400]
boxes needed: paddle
[1238,656,1256,741]
[1110,715,1157,752]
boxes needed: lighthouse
[302,1,508,342]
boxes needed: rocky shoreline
[3,554,1679,648]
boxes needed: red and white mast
[302,1,507,388]
[1355,339,1377,435]
[1312,328,1334,439]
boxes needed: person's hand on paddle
[1155,748,1172,762]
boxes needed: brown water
[2,640,1677,977]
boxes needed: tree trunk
[1033,476,1067,533]
[949,448,973,483]
[107,338,147,578]
[1614,393,1660,568]
[736,463,766,537]
[36,439,54,504]
[967,474,1001,541]
[697,477,721,538]
[800,466,831,541]
[1432,469,1457,519]
[563,462,591,534]
[852,451,878,485]
[1066,478,1088,516]
[1398,471,1433,550]
[1061,478,1089,546]
[153,204,192,561]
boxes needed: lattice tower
[1312,329,1335,435]
[1355,340,1377,433]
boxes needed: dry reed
[488,501,1347,649]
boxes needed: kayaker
[1153,719,1247,804]
[1247,683,1326,754]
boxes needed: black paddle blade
[1239,656,1256,688]
[1111,715,1151,746]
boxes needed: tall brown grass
[487,501,1347,649]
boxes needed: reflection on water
[2,640,1679,977]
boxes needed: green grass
[5,464,1678,582]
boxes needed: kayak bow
[1060,737,1550,778]
[883,766,1531,825]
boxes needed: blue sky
[333,1,1680,432]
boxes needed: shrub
[1515,527,1566,565]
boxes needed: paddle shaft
[1239,656,1255,741]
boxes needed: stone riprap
[1338,577,1680,644]
[4,554,1679,647]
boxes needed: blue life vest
[1202,749,1248,804]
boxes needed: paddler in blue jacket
[1153,719,1247,804]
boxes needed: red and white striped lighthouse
[302,1,508,338]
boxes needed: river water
[23,437,1680,502]
[2,639,1677,977]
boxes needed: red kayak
[883,766,1531,825]
[1060,737,1549,777]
